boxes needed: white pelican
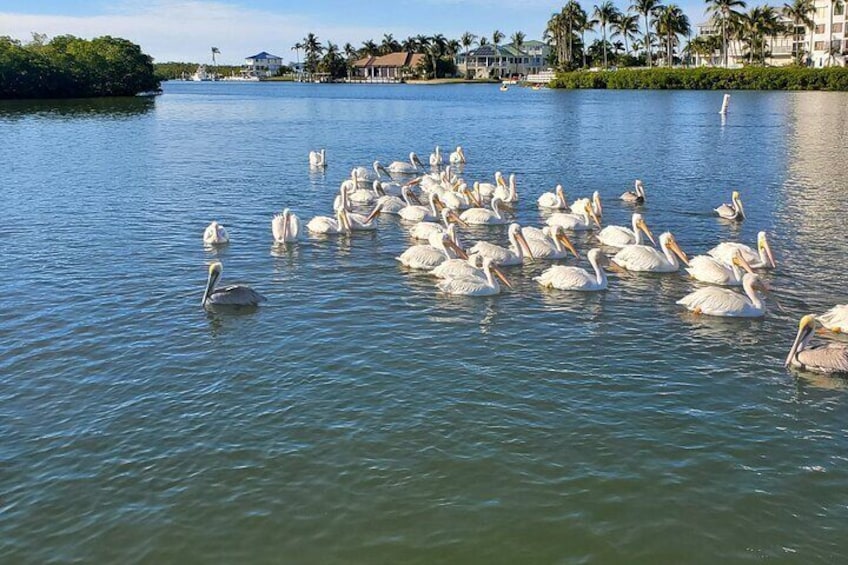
[271,209,301,244]
[345,172,377,205]
[385,152,424,175]
[202,262,266,308]
[476,172,505,198]
[570,191,602,219]
[307,208,350,234]
[621,180,646,203]
[308,149,326,168]
[203,221,229,246]
[819,305,848,333]
[612,232,689,273]
[468,223,534,266]
[685,250,754,286]
[537,185,568,209]
[677,273,768,317]
[493,173,518,204]
[429,146,443,168]
[431,255,483,280]
[396,232,466,270]
[597,213,655,248]
[347,203,383,231]
[399,192,442,222]
[707,231,776,269]
[408,208,465,240]
[449,146,466,164]
[438,183,477,211]
[373,181,407,215]
[715,190,745,220]
[785,315,848,374]
[437,257,511,296]
[535,248,610,291]
[545,202,600,232]
[460,196,508,225]
[522,224,579,260]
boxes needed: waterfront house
[352,52,427,82]
[245,51,284,77]
[457,41,550,79]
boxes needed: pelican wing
[208,285,266,306]
[820,305,848,332]
[271,214,286,242]
[437,276,498,296]
[620,191,639,201]
[468,241,515,265]
[686,255,738,286]
[676,287,756,317]
[431,259,481,280]
[397,245,445,269]
[569,198,590,215]
[521,226,549,241]
[613,245,673,272]
[537,192,561,208]
[715,203,736,219]
[545,213,589,231]
[289,214,301,239]
[459,208,496,225]
[795,344,848,374]
[707,242,763,268]
[535,266,597,290]
[525,237,564,260]
[409,221,443,240]
[597,225,636,247]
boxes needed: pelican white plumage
[347,202,383,231]
[476,172,505,198]
[537,185,568,209]
[612,232,689,272]
[399,192,442,222]
[570,191,602,219]
[460,196,508,225]
[707,231,776,269]
[408,208,465,240]
[307,208,350,234]
[535,248,610,291]
[346,172,377,205]
[597,213,655,248]
[621,180,646,203]
[685,250,754,286]
[308,148,326,168]
[785,315,848,374]
[202,262,266,308]
[468,223,534,266]
[386,152,424,175]
[373,181,407,215]
[397,231,466,270]
[545,202,600,232]
[522,224,579,260]
[493,173,518,204]
[449,146,466,164]
[271,209,301,244]
[715,190,745,220]
[819,305,848,333]
[429,146,443,168]
[437,257,511,296]
[431,254,483,279]
[203,221,229,246]
[677,273,768,317]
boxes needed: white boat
[190,65,216,81]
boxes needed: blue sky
[0,0,711,64]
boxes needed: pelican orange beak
[733,252,755,274]
[492,265,513,290]
[447,209,468,227]
[376,163,390,178]
[444,238,468,260]
[637,219,656,246]
[433,195,445,212]
[408,191,422,205]
[785,315,816,367]
[558,233,579,258]
[607,261,627,273]
[464,187,481,207]
[405,178,421,187]
[364,203,383,224]
[670,239,689,267]
[516,231,535,259]
[496,174,507,188]
[593,193,603,218]
[586,204,601,228]
[760,237,776,268]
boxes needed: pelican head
[584,202,601,228]
[555,184,565,200]
[661,232,689,266]
[785,314,818,367]
[481,256,513,290]
[411,152,423,168]
[635,180,646,200]
[202,261,223,305]
[757,231,776,268]
[508,223,535,259]
[732,191,745,218]
[732,249,755,274]
[439,231,467,259]
[457,146,466,163]
[495,171,505,187]
[374,160,389,178]
[551,224,579,257]
[592,191,603,218]
[633,213,656,245]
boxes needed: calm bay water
[2,82,848,563]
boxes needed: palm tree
[360,39,378,57]
[631,0,663,67]
[612,12,641,54]
[343,43,357,79]
[510,31,526,76]
[782,0,815,64]
[593,1,621,67]
[576,9,597,67]
[292,41,303,67]
[705,0,747,67]
[491,30,505,77]
[827,0,845,65]
[459,32,477,77]
[479,36,489,46]
[545,12,566,68]
[428,34,448,78]
[380,34,399,55]
[656,4,690,65]
[302,33,323,77]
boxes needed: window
[836,3,845,16]
[815,24,825,33]
[834,23,844,33]
[814,40,826,50]
[816,7,827,18]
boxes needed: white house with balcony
[456,41,550,79]
[244,51,284,77]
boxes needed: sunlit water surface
[2,83,848,563]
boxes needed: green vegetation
[0,34,159,99]
[153,62,246,81]
[550,66,848,89]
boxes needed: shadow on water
[0,96,155,120]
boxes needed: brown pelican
[535,248,610,291]
[202,262,266,307]
[715,191,745,220]
[621,180,646,203]
[677,273,768,317]
[203,221,229,245]
[707,231,776,269]
[785,315,848,374]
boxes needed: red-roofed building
[353,52,427,82]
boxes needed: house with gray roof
[245,51,283,77]
[456,41,550,79]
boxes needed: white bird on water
[436,257,512,296]
[468,223,534,266]
[431,254,483,280]
[570,191,602,219]
[399,192,442,223]
[373,181,407,215]
[685,250,754,286]
[612,232,689,273]
[545,202,600,232]
[597,212,655,248]
[397,231,466,270]
[385,152,424,175]
[271,209,301,244]
[535,248,611,291]
[522,224,579,260]
[309,148,326,168]
[785,315,848,374]
[493,173,518,204]
[203,221,229,246]
[449,146,466,164]
[202,262,266,308]
[707,231,776,269]
[460,196,508,225]
[819,305,848,334]
[307,208,350,235]
[408,208,465,241]
[537,184,568,209]
[677,272,768,317]
[715,190,745,220]
[621,180,646,203]
[429,146,443,168]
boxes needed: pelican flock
[194,143,846,378]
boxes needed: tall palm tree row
[705,0,748,67]
[593,1,622,67]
